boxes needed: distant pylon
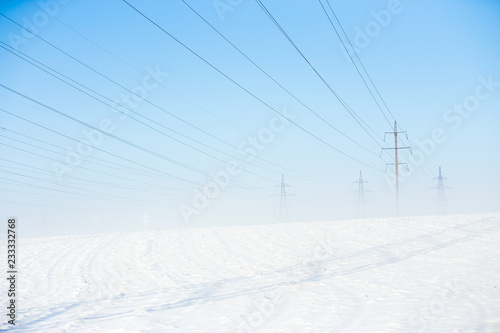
[203,177,210,211]
[353,170,369,217]
[141,210,151,232]
[432,166,450,214]
[203,176,211,213]
[274,174,293,223]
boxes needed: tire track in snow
[68,232,176,330]
[9,214,498,332]
[64,233,139,332]
[82,234,122,298]
[145,231,182,290]
[17,235,106,331]
[309,218,500,284]
[36,236,99,300]
[18,234,123,332]
[17,238,75,303]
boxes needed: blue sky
[1,0,499,236]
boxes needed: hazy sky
[1,0,499,236]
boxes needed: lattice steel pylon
[353,170,369,218]
[141,211,150,231]
[274,174,293,223]
[432,166,450,215]
[203,176,211,213]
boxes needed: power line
[0,173,175,208]
[181,0,379,158]
[0,40,321,184]
[0,85,222,177]
[322,0,420,149]
[0,175,107,200]
[0,43,288,184]
[382,121,411,216]
[26,0,258,139]
[319,1,437,185]
[27,0,342,182]
[1,105,274,197]
[0,165,140,202]
[0,107,196,185]
[0,157,163,196]
[1,127,180,182]
[253,0,386,148]
[315,1,439,186]
[120,0,383,172]
[319,0,393,128]
[319,1,438,182]
[0,120,271,202]
[0,13,294,178]
[0,134,182,192]
[1,82,314,191]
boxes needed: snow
[2,213,500,332]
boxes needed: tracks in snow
[5,213,499,332]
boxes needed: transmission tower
[203,176,211,213]
[382,121,411,216]
[353,170,369,217]
[432,166,450,214]
[274,174,293,222]
[141,210,151,232]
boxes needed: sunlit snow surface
[2,213,500,332]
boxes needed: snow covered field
[2,213,500,332]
